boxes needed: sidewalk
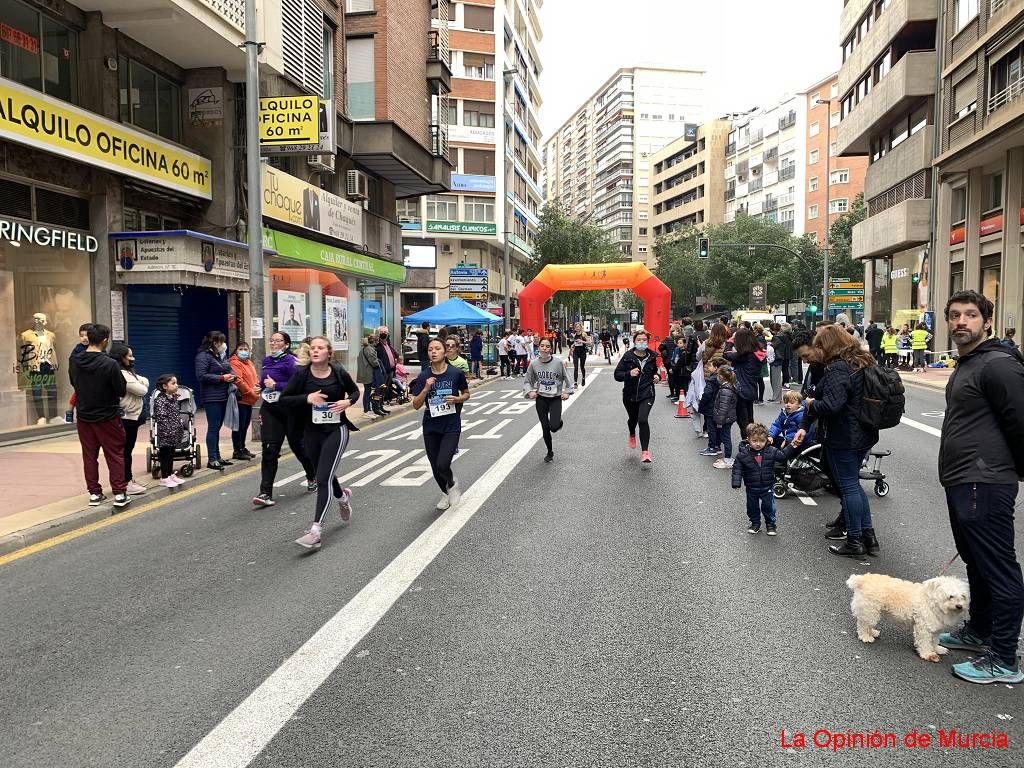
[898,365,953,392]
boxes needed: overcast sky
[536,0,842,140]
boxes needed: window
[637,245,648,253]
[426,195,458,220]
[462,149,494,175]
[982,171,1003,213]
[873,51,891,83]
[397,198,420,223]
[989,41,1024,111]
[346,0,374,11]
[890,118,909,149]
[843,35,855,62]
[829,199,849,214]
[953,76,977,120]
[951,185,967,224]
[810,92,821,106]
[464,195,494,222]
[346,37,375,120]
[0,0,78,102]
[322,25,335,101]
[119,58,180,141]
[430,0,452,19]
[808,204,819,219]
[831,83,839,98]
[910,103,928,134]
[463,53,494,80]
[829,111,840,128]
[463,100,495,127]
[809,149,819,164]
[809,176,819,192]
[830,142,838,157]
[954,0,978,32]
[463,4,494,31]
[830,169,850,185]
[638,227,648,236]
[282,0,326,95]
[809,121,820,137]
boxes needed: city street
[1,362,1020,768]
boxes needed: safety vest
[882,333,898,353]
[910,329,930,350]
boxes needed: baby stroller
[146,386,201,478]
[772,443,891,500]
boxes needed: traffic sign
[449,279,488,288]
[829,289,865,296]
[451,291,488,301]
[449,268,488,276]
[828,277,851,283]
[830,301,864,308]
[830,281,864,290]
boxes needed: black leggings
[259,404,316,496]
[122,418,140,481]
[736,397,754,437]
[535,396,563,453]
[158,445,175,478]
[624,397,655,450]
[572,350,587,383]
[304,424,350,525]
[499,354,512,377]
[423,431,460,493]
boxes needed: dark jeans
[499,354,511,377]
[827,447,871,538]
[516,354,528,374]
[572,351,587,383]
[204,401,226,461]
[304,424,350,526]
[158,445,175,478]
[719,420,735,459]
[736,397,754,437]
[707,420,720,451]
[756,378,765,402]
[624,397,655,450]
[946,483,1023,666]
[232,404,253,452]
[77,417,126,495]
[122,418,140,482]
[259,404,315,496]
[746,487,776,527]
[423,430,460,493]
[471,358,482,378]
[535,396,563,453]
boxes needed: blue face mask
[272,349,286,358]
[634,341,648,351]
[237,351,250,360]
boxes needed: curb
[0,375,497,560]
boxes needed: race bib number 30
[312,403,338,424]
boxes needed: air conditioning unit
[440,243,452,253]
[346,169,369,200]
[307,155,335,173]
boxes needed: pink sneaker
[295,525,322,550]
[628,435,637,449]
[641,450,652,463]
[169,474,186,486]
[338,488,353,522]
[159,477,176,488]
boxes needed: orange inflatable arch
[518,263,671,343]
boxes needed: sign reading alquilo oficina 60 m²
[0,77,212,199]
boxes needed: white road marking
[173,367,592,768]
[467,418,513,440]
[901,416,942,437]
[273,471,306,488]
[792,490,817,507]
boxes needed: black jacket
[614,348,660,402]
[713,382,738,426]
[804,359,878,451]
[699,378,720,416]
[772,331,793,362]
[725,350,763,401]
[732,444,784,490]
[70,350,126,422]
[939,340,1024,486]
[281,363,362,431]
[865,325,884,352]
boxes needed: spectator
[444,337,470,374]
[376,325,401,401]
[865,322,884,365]
[194,330,236,471]
[415,321,431,366]
[229,342,259,460]
[357,334,386,418]
[469,330,484,379]
[70,324,130,509]
[108,342,149,496]
[1000,327,1017,351]
[724,326,764,436]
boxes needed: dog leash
[938,552,961,576]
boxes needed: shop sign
[980,213,1004,237]
[188,87,225,125]
[258,95,319,146]
[263,227,406,283]
[262,100,336,155]
[427,221,497,235]
[447,125,497,144]
[113,233,249,279]
[262,165,361,245]
[0,217,98,252]
[0,23,38,54]
[0,77,212,199]
[890,267,909,280]
[949,225,966,246]
[450,174,497,193]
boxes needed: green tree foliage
[827,192,867,284]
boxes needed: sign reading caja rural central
[0,77,212,199]
[259,96,319,146]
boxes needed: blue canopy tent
[403,298,503,326]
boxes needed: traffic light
[912,272,921,285]
[697,237,710,259]
[807,295,818,313]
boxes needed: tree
[827,192,867,284]
[652,226,710,316]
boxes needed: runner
[569,322,591,386]
[613,330,662,463]
[524,337,573,462]
[599,327,613,363]
[280,336,359,550]
[411,338,471,510]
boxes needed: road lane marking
[172,370,600,768]
[273,471,307,488]
[792,490,817,506]
[900,416,942,437]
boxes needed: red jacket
[230,355,260,406]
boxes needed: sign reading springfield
[0,77,211,199]
[259,96,319,146]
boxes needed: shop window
[981,171,1003,213]
[0,0,78,102]
[119,57,181,142]
[464,196,494,223]
[426,195,457,221]
[951,185,967,224]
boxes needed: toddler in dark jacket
[731,422,784,535]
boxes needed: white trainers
[447,480,462,507]
[125,480,147,495]
[159,477,176,488]
[713,458,728,469]
[436,493,451,511]
[338,488,353,522]
[168,474,185,486]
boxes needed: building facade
[836,0,937,328]
[543,67,706,266]
[803,73,869,244]
[931,0,1024,351]
[398,0,543,324]
[724,96,808,236]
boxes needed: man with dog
[938,289,1024,685]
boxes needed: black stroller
[772,443,890,500]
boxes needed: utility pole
[245,0,264,362]
[502,67,517,329]
[822,99,832,319]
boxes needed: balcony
[431,124,450,160]
[725,188,736,201]
[837,50,936,156]
[989,75,1024,115]
[764,197,778,212]
[778,111,796,130]
[765,146,778,162]
[864,125,932,201]
[726,142,737,155]
[852,198,930,259]
[778,165,796,181]
[427,31,452,93]
[991,0,1009,16]
[749,177,763,193]
[778,192,795,207]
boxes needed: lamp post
[502,67,517,329]
[244,0,264,362]
[821,98,833,320]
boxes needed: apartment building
[931,0,1024,351]
[724,96,808,235]
[835,0,937,328]
[0,0,446,439]
[649,119,732,244]
[543,67,707,265]
[803,73,869,244]
[398,0,543,323]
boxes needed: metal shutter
[282,0,324,95]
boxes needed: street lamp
[502,67,517,328]
[820,98,834,319]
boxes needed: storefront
[885,246,928,330]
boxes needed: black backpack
[857,365,905,430]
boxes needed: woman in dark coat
[194,330,235,471]
[724,327,765,437]
[613,330,663,464]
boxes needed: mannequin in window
[19,313,60,425]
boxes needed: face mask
[634,342,648,352]
[237,351,250,360]
[380,333,388,340]
[272,349,286,358]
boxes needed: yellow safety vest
[910,329,930,350]
[882,334,898,353]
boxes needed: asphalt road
[1,363,1020,768]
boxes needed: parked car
[402,327,439,365]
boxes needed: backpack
[857,365,905,430]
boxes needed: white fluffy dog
[846,573,970,662]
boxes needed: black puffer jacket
[614,348,660,402]
[713,382,738,426]
[772,331,793,363]
[805,359,878,451]
[725,350,763,401]
[731,443,784,490]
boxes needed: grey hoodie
[524,355,574,397]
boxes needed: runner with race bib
[410,338,471,511]
[524,337,574,463]
[280,336,360,550]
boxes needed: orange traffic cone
[675,395,689,418]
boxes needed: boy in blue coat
[768,390,814,449]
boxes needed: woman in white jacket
[683,340,706,439]
[109,343,150,495]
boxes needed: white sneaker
[447,480,462,507]
[436,493,451,510]
[159,477,176,488]
[168,474,185,486]
[713,459,728,469]
[295,524,322,549]
[125,480,147,495]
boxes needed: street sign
[449,267,488,276]
[748,282,768,309]
[449,279,488,288]
[830,301,864,309]
[828,289,865,296]
[828,277,851,283]
[830,281,865,290]
[451,291,488,301]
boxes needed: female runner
[524,337,573,462]
[613,330,662,463]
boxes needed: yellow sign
[0,77,212,199]
[259,96,319,145]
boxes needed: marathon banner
[0,77,212,199]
